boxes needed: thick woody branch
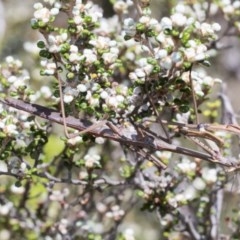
[1,97,233,168]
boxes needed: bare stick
[189,66,199,124]
[53,57,71,138]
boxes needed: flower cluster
[1,0,240,239]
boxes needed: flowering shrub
[1,0,240,239]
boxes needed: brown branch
[1,97,233,167]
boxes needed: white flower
[74,15,83,25]
[67,135,83,146]
[233,1,240,8]
[168,196,178,208]
[15,138,27,149]
[34,7,51,23]
[4,124,18,136]
[161,17,172,30]
[77,84,88,92]
[49,190,64,201]
[70,45,78,53]
[7,75,17,83]
[0,229,10,240]
[171,51,182,63]
[223,5,234,15]
[171,13,187,27]
[89,36,110,50]
[106,205,125,221]
[177,158,196,173]
[124,18,136,36]
[95,137,105,144]
[135,68,146,78]
[69,53,80,63]
[41,61,56,75]
[139,16,151,26]
[33,3,43,9]
[155,49,168,59]
[183,186,197,200]
[124,18,135,27]
[0,202,13,215]
[102,52,118,65]
[83,49,97,65]
[193,177,206,190]
[20,162,27,172]
[84,153,101,168]
[0,161,8,172]
[106,96,118,108]
[160,56,173,70]
[50,7,59,15]
[123,228,135,240]
[40,86,52,98]
[200,23,214,36]
[58,219,69,235]
[113,1,128,13]
[129,72,138,82]
[116,95,124,103]
[63,94,74,103]
[11,184,25,194]
[202,167,218,184]
[212,22,221,32]
[175,193,185,202]
[184,47,196,61]
[100,90,108,99]
[156,32,174,48]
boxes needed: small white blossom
[4,124,18,136]
[84,153,101,168]
[124,18,136,36]
[50,7,59,15]
[160,56,173,70]
[183,186,198,200]
[202,167,218,184]
[49,190,64,201]
[40,86,52,98]
[0,202,13,215]
[212,22,221,32]
[135,68,146,78]
[0,229,10,240]
[171,13,187,27]
[58,219,68,235]
[139,16,151,26]
[20,162,27,172]
[123,228,135,240]
[41,61,56,75]
[11,184,25,194]
[0,161,8,172]
[82,49,97,65]
[102,52,118,65]
[160,17,172,30]
[155,49,168,59]
[34,7,51,23]
[95,137,105,144]
[100,90,108,99]
[77,84,88,92]
[113,1,128,14]
[67,135,83,146]
[177,158,197,173]
[106,205,125,221]
[193,177,206,190]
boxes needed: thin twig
[189,66,199,124]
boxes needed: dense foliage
[1,0,240,239]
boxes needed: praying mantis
[2,96,240,172]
